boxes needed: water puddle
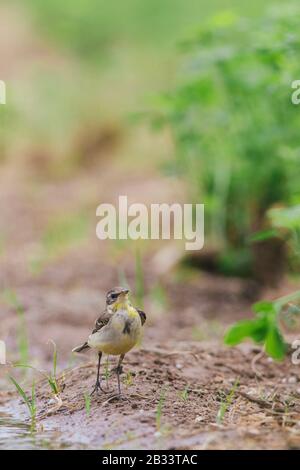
[0,408,80,450]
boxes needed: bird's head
[106,286,130,308]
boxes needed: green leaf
[31,381,36,415]
[224,318,267,346]
[248,229,280,243]
[265,325,287,360]
[9,376,33,415]
[253,300,277,316]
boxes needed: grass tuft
[9,376,36,423]
[216,379,239,425]
[156,387,167,430]
[2,289,29,365]
[84,392,91,417]
[180,385,189,402]
[47,340,60,395]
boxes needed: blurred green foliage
[225,300,287,360]
[153,5,300,257]
[225,202,300,360]
[29,212,90,273]
[1,0,275,175]
[2,289,29,364]
[250,204,300,269]
[269,205,300,264]
[225,291,300,360]
[24,0,272,60]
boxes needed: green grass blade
[9,375,33,416]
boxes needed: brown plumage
[72,310,111,353]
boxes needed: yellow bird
[72,286,146,397]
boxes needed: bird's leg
[90,352,108,395]
[104,354,130,403]
[105,355,110,391]
[116,354,125,396]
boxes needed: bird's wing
[92,310,112,334]
[72,310,112,353]
[137,308,146,325]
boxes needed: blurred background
[1,0,300,368]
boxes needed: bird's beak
[119,289,129,300]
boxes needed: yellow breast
[88,303,142,356]
[100,335,137,355]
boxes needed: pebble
[195,416,204,423]
[247,428,260,436]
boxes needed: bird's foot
[90,381,109,396]
[104,393,130,404]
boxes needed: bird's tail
[72,342,90,353]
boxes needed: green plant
[227,204,300,360]
[152,4,300,276]
[2,289,29,365]
[24,0,230,61]
[14,340,61,396]
[47,340,60,395]
[216,379,239,424]
[9,376,37,422]
[123,370,134,387]
[269,205,300,268]
[84,392,91,416]
[156,387,167,430]
[30,212,90,273]
[180,385,189,402]
[225,291,300,360]
[250,204,300,253]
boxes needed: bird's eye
[111,293,118,300]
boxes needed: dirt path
[1,110,300,449]
[3,344,300,450]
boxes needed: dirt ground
[2,341,300,449]
[1,176,300,449]
[1,97,300,450]
[33,345,300,450]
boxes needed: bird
[72,286,146,397]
